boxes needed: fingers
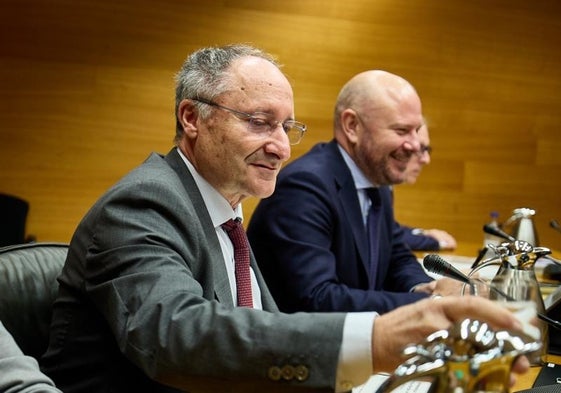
[372,298,454,372]
[510,356,531,387]
[433,277,464,296]
[424,229,458,250]
[512,356,530,374]
[439,296,523,331]
[412,281,437,295]
[371,296,524,373]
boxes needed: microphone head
[423,254,471,284]
[422,254,446,274]
[482,223,516,242]
[550,219,561,232]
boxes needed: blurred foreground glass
[375,319,541,393]
[464,273,546,365]
[463,240,550,366]
[470,276,541,342]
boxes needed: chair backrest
[0,242,68,359]
[0,193,30,247]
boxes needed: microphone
[423,255,561,330]
[550,219,561,234]
[482,223,516,242]
[423,254,471,284]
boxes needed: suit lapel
[374,186,392,289]
[164,148,234,307]
[328,143,370,278]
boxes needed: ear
[177,99,199,139]
[340,109,360,145]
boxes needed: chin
[390,175,407,185]
[250,183,276,199]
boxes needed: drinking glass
[486,276,541,341]
[469,275,545,365]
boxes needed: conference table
[417,241,561,392]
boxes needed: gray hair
[174,44,280,143]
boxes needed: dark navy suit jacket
[247,140,433,314]
[399,224,440,251]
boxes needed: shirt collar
[337,143,375,191]
[176,147,242,228]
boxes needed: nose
[419,150,431,164]
[265,125,291,162]
[402,131,421,154]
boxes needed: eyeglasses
[190,97,307,145]
[415,145,432,157]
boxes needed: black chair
[0,193,31,247]
[0,242,68,359]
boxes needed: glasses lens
[287,131,301,145]
[285,121,306,145]
[247,118,305,145]
[247,116,270,133]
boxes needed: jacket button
[295,365,309,381]
[281,365,295,380]
[268,366,282,381]
[339,381,353,391]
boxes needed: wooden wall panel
[1,0,561,253]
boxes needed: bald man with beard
[248,70,461,314]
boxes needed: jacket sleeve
[58,164,346,391]
[398,224,440,251]
[0,322,62,393]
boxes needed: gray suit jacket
[41,149,346,393]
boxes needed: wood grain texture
[1,0,560,253]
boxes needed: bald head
[334,70,421,133]
[332,70,424,186]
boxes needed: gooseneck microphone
[423,254,471,284]
[482,223,516,242]
[423,254,561,330]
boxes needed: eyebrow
[251,106,296,121]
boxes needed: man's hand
[423,229,457,250]
[412,277,464,297]
[371,296,528,377]
[433,277,465,296]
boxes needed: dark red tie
[222,218,253,308]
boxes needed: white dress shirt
[177,149,262,308]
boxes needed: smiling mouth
[253,162,278,172]
[390,156,411,172]
[392,150,413,162]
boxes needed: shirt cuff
[335,312,377,392]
